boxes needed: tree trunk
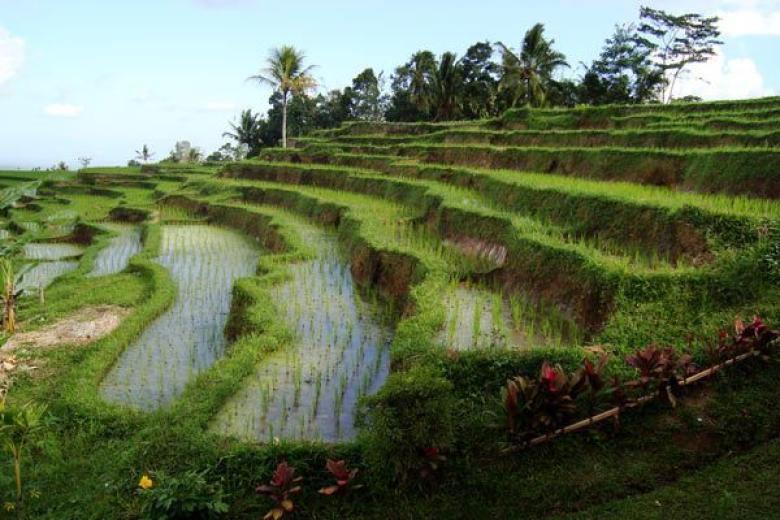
[282,92,288,149]
[14,452,22,520]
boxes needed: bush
[137,469,229,519]
[360,366,454,482]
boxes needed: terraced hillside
[0,97,779,518]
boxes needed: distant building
[174,141,192,162]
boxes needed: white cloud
[672,50,775,100]
[44,103,84,118]
[716,0,780,36]
[0,27,25,85]
[204,100,237,111]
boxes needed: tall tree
[497,23,569,107]
[638,6,722,103]
[249,46,316,148]
[432,52,463,121]
[222,109,265,157]
[135,145,154,164]
[459,42,500,119]
[386,51,437,121]
[407,51,437,115]
[349,68,386,121]
[580,24,663,105]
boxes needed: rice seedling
[88,224,142,277]
[100,224,261,409]
[212,229,393,442]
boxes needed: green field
[0,96,779,518]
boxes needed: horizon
[1,0,779,169]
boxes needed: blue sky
[1,0,778,169]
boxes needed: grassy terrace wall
[314,128,780,149]
[300,142,780,198]
[220,161,777,346]
[260,149,774,257]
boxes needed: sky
[0,0,778,169]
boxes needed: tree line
[215,5,722,157]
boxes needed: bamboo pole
[503,347,768,453]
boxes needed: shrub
[360,366,454,482]
[137,469,229,519]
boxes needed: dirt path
[0,305,131,394]
[3,304,131,350]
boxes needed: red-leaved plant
[318,459,363,496]
[256,462,303,520]
[707,316,778,364]
[735,315,778,354]
[624,344,699,405]
[504,359,607,440]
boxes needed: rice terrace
[1,2,780,518]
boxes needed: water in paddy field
[23,242,82,260]
[213,231,392,443]
[88,224,142,277]
[17,261,79,294]
[100,225,261,410]
[16,242,84,295]
[438,283,580,350]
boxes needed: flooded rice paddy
[88,224,142,277]
[438,282,582,350]
[100,225,260,409]
[23,243,83,260]
[17,242,83,294]
[213,229,392,443]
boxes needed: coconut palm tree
[497,23,569,107]
[134,145,155,164]
[432,52,462,121]
[223,109,264,157]
[407,51,437,116]
[249,46,316,148]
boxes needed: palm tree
[407,51,437,115]
[497,23,569,107]
[249,46,316,148]
[432,52,462,121]
[135,145,155,164]
[223,109,264,157]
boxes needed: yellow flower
[139,474,153,490]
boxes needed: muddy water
[100,225,260,409]
[89,224,142,277]
[213,230,392,443]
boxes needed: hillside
[0,97,778,518]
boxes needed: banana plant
[0,400,48,519]
[1,259,22,334]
